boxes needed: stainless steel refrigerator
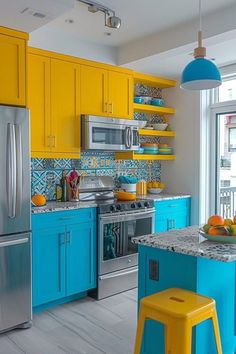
[0,105,31,332]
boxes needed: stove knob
[131,203,136,209]
[137,202,142,208]
[116,204,121,211]
[110,205,115,212]
[144,201,150,208]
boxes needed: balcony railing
[220,186,236,219]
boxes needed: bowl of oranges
[147,181,165,194]
[200,215,236,243]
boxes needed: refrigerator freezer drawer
[0,233,31,332]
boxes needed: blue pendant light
[180,0,222,90]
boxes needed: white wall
[29,26,118,65]
[161,83,201,225]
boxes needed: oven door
[99,209,155,275]
[84,120,136,151]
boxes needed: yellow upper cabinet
[51,59,80,156]
[108,70,133,119]
[80,65,108,116]
[80,64,133,119]
[0,27,28,106]
[28,48,81,158]
[28,53,51,154]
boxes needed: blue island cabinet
[138,245,236,354]
[32,208,97,312]
[155,198,191,233]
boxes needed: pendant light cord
[198,0,202,48]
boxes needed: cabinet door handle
[51,135,56,148]
[66,231,71,244]
[104,102,108,113]
[168,204,178,208]
[109,102,113,114]
[59,232,65,245]
[173,219,176,229]
[47,136,51,148]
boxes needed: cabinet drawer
[155,198,190,216]
[32,207,97,229]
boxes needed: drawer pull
[59,216,77,220]
[168,204,178,208]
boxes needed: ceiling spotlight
[77,0,121,29]
[105,14,121,29]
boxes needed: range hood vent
[20,8,49,19]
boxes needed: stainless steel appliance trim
[83,115,140,126]
[99,266,138,280]
[15,124,23,217]
[96,265,138,300]
[99,208,155,222]
[0,237,28,248]
[6,123,16,219]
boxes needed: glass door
[213,109,236,218]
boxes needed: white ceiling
[0,0,74,32]
[43,0,235,46]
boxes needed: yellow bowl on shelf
[115,191,136,201]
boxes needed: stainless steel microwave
[81,115,140,151]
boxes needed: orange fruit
[32,194,46,207]
[208,226,229,236]
[207,215,224,226]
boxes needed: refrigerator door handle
[6,124,17,219]
[15,124,23,217]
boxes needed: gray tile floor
[0,289,137,354]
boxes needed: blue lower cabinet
[32,208,97,310]
[66,222,96,296]
[32,227,66,307]
[155,198,191,233]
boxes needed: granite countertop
[133,225,236,262]
[31,201,98,214]
[144,193,191,201]
[31,194,191,214]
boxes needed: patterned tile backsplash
[31,84,168,201]
[31,153,161,201]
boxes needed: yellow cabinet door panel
[28,54,51,154]
[80,65,108,116]
[108,71,133,119]
[51,59,80,156]
[0,34,26,106]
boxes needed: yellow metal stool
[134,288,222,354]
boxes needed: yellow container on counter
[136,180,147,198]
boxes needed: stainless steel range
[81,177,155,300]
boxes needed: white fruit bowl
[148,188,163,194]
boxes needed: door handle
[66,231,71,244]
[6,124,16,219]
[59,232,66,245]
[108,102,113,114]
[51,136,56,148]
[15,124,22,217]
[0,238,28,248]
[104,102,108,113]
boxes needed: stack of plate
[141,143,158,154]
[158,144,173,155]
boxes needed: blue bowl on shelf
[135,147,144,154]
[151,98,165,106]
[134,96,143,104]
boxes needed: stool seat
[134,288,222,354]
[142,288,214,319]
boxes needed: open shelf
[139,129,176,137]
[115,151,176,161]
[134,103,176,115]
[134,72,176,88]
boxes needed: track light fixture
[77,0,121,29]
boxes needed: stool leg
[165,320,192,354]
[134,307,146,354]
[211,311,223,354]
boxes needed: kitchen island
[133,226,236,354]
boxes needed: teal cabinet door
[32,227,66,307]
[66,222,97,296]
[155,198,191,233]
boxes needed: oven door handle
[100,209,155,223]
